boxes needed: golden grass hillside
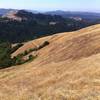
[0,24,100,100]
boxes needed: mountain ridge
[0,8,100,19]
[45,10,100,20]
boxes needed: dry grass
[0,24,100,100]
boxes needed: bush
[43,41,50,45]
[13,56,26,65]
[29,48,38,52]
[23,50,28,55]
[38,41,49,49]
[29,55,34,60]
[27,55,37,62]
[11,43,23,53]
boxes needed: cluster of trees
[13,53,36,65]
[12,41,49,65]
[0,42,12,68]
[0,42,35,69]
[0,10,97,43]
[0,41,49,69]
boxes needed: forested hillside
[0,10,98,43]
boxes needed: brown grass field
[0,24,100,100]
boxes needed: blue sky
[0,0,100,12]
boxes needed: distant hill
[27,10,40,14]
[45,10,100,20]
[2,10,22,21]
[1,8,100,20]
[0,8,39,16]
[1,8,100,21]
[2,10,65,21]
[0,8,16,15]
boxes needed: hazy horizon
[0,0,100,13]
[0,8,100,14]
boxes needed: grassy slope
[0,24,100,100]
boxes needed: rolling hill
[0,24,100,99]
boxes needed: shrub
[29,47,38,52]
[38,41,49,49]
[29,55,34,60]
[27,55,37,62]
[23,50,28,56]
[11,43,23,53]
[43,41,50,45]
[13,56,22,65]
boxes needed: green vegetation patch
[0,41,49,69]
[0,42,26,69]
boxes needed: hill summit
[2,10,33,21]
